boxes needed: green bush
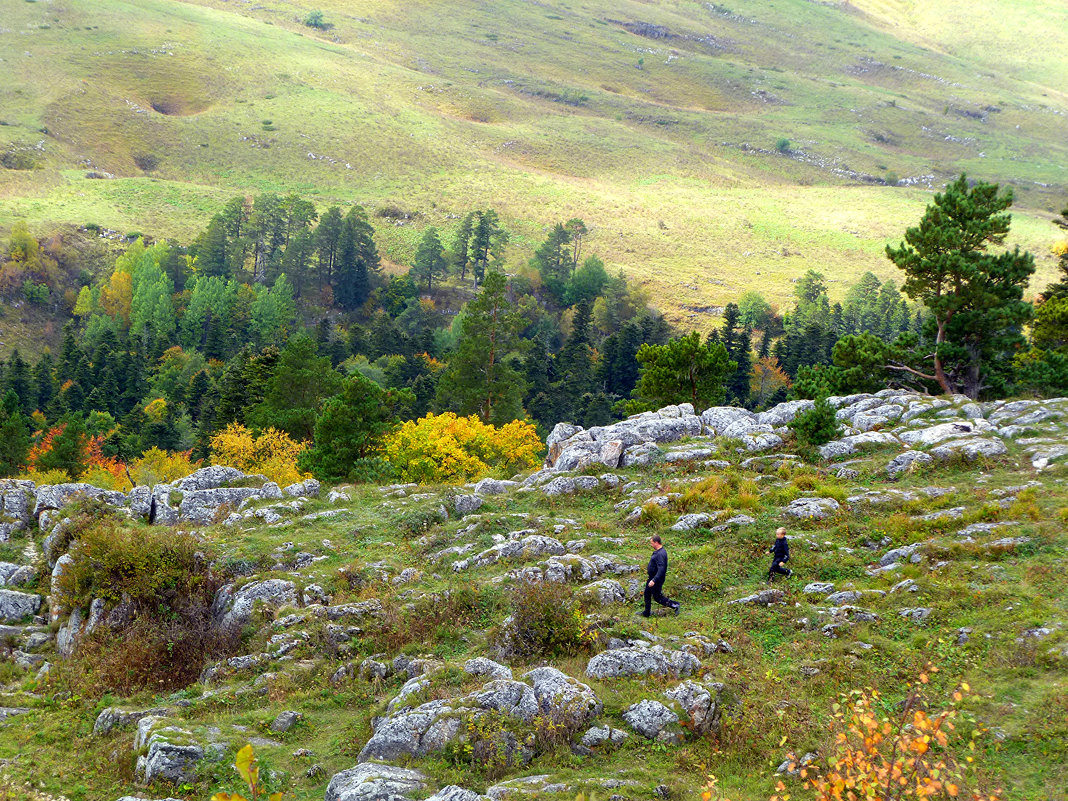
[55,520,208,609]
[788,395,841,450]
[51,519,233,696]
[21,279,49,304]
[303,10,332,29]
[775,137,791,153]
[507,581,592,658]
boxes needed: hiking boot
[672,604,681,616]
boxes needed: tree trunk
[932,317,954,396]
[963,341,982,400]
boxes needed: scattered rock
[622,700,681,743]
[325,763,428,801]
[585,646,700,679]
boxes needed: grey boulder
[326,763,429,801]
[585,645,700,679]
[663,680,728,735]
[0,589,42,622]
[622,700,681,743]
[783,497,840,520]
[213,579,299,633]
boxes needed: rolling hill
[0,0,1066,324]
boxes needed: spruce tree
[435,271,528,424]
[0,391,30,476]
[411,227,446,292]
[297,372,408,482]
[247,334,343,441]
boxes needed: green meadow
[1,0,1066,319]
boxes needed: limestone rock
[663,680,728,735]
[670,513,714,532]
[578,578,626,606]
[929,438,1007,461]
[586,645,700,679]
[134,717,204,786]
[473,478,517,496]
[172,466,249,491]
[454,494,484,516]
[887,451,934,478]
[521,666,602,725]
[728,589,784,606]
[581,725,628,748]
[426,787,490,801]
[33,483,126,518]
[783,497,840,520]
[326,763,429,801]
[213,579,299,634]
[0,589,42,622]
[270,710,303,732]
[464,657,513,681]
[622,700,681,742]
[94,706,171,736]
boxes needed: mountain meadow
[0,2,1066,801]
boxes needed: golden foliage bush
[130,446,200,486]
[209,423,308,486]
[17,467,71,485]
[383,412,543,483]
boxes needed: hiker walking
[643,534,680,617]
[768,526,792,581]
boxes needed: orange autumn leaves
[773,669,999,801]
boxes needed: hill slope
[0,0,1065,321]
[0,392,1066,800]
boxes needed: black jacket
[647,548,668,584]
[771,537,790,562]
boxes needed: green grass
[0,0,1065,326]
[1,436,1065,800]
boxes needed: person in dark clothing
[643,534,680,617]
[768,527,791,581]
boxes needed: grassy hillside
[0,394,1066,800]
[0,0,1066,323]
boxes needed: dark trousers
[644,581,678,615]
[769,559,790,578]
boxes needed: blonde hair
[775,527,787,536]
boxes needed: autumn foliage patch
[383,412,543,483]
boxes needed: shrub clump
[383,412,543,483]
[506,582,593,659]
[789,395,841,451]
[51,519,233,696]
[55,521,206,608]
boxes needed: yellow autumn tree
[100,268,133,326]
[750,356,792,408]
[384,412,543,483]
[209,423,308,486]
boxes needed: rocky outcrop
[585,645,700,679]
[663,680,729,736]
[212,579,299,634]
[15,466,314,529]
[358,667,600,764]
[622,700,681,743]
[134,717,204,786]
[541,394,1068,481]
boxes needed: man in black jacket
[768,527,791,581]
[643,534,680,617]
